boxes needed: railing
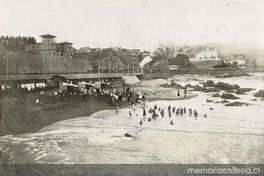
[0,70,141,75]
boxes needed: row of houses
[23,34,141,74]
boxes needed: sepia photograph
[0,0,264,175]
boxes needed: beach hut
[78,81,95,91]
[59,82,79,93]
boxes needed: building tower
[40,34,56,55]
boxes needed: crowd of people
[127,102,208,126]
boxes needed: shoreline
[0,88,197,137]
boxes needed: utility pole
[97,54,100,81]
[70,56,73,74]
[43,54,46,76]
[85,57,88,73]
[6,51,9,79]
[108,56,111,73]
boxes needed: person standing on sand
[168,109,172,118]
[189,108,192,116]
[140,119,143,125]
[129,110,132,118]
[177,90,180,96]
[160,109,164,117]
[176,109,179,116]
[184,88,187,98]
[143,107,146,118]
[180,108,183,116]
[116,105,119,114]
[194,110,198,120]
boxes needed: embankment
[0,90,127,136]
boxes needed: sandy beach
[0,73,264,164]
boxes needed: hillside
[177,43,264,68]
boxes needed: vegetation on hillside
[0,36,36,51]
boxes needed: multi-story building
[190,48,220,61]
[25,34,74,57]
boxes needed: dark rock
[206,99,213,103]
[254,90,264,98]
[124,133,134,137]
[160,82,183,89]
[212,93,220,97]
[225,101,250,106]
[215,82,240,91]
[236,88,255,95]
[220,93,240,99]
[220,100,229,104]
[174,83,183,89]
[192,85,215,92]
[160,83,173,88]
[203,80,215,87]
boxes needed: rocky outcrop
[236,88,255,95]
[220,93,240,99]
[215,82,240,91]
[225,101,250,106]
[203,80,215,87]
[254,90,264,98]
[212,93,220,97]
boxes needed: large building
[25,34,75,57]
[190,48,220,61]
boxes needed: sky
[1,0,264,50]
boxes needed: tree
[169,54,191,68]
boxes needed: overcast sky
[1,0,264,50]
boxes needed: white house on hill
[190,48,220,61]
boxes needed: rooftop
[40,34,56,38]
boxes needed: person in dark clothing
[170,120,174,125]
[143,108,146,117]
[176,109,179,116]
[140,119,143,125]
[177,90,180,96]
[172,107,176,113]
[189,108,192,116]
[194,110,198,120]
[168,110,172,118]
[127,94,131,102]
[183,107,186,114]
[160,109,165,117]
[180,108,183,116]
